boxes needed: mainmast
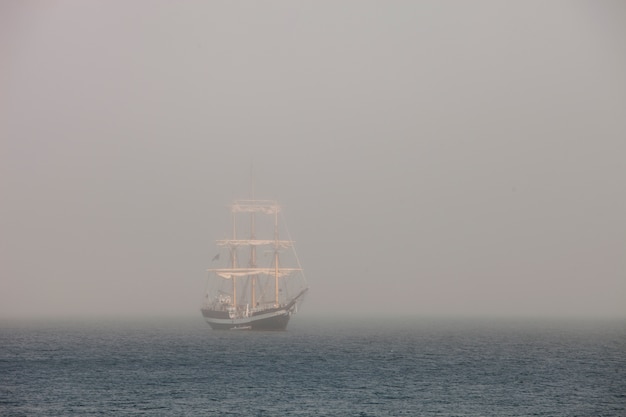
[274,207,279,306]
[231,209,237,308]
[250,204,257,308]
[249,167,256,308]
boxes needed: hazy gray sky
[1,1,625,319]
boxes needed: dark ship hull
[201,289,306,331]
[201,306,292,330]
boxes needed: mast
[231,209,237,308]
[250,204,256,308]
[249,168,256,308]
[274,207,279,306]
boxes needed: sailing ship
[201,199,308,330]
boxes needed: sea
[1,316,624,416]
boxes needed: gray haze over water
[1,1,625,319]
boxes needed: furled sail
[208,267,302,279]
[217,239,293,248]
[231,200,280,214]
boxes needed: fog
[1,1,625,319]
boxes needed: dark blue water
[1,317,624,416]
